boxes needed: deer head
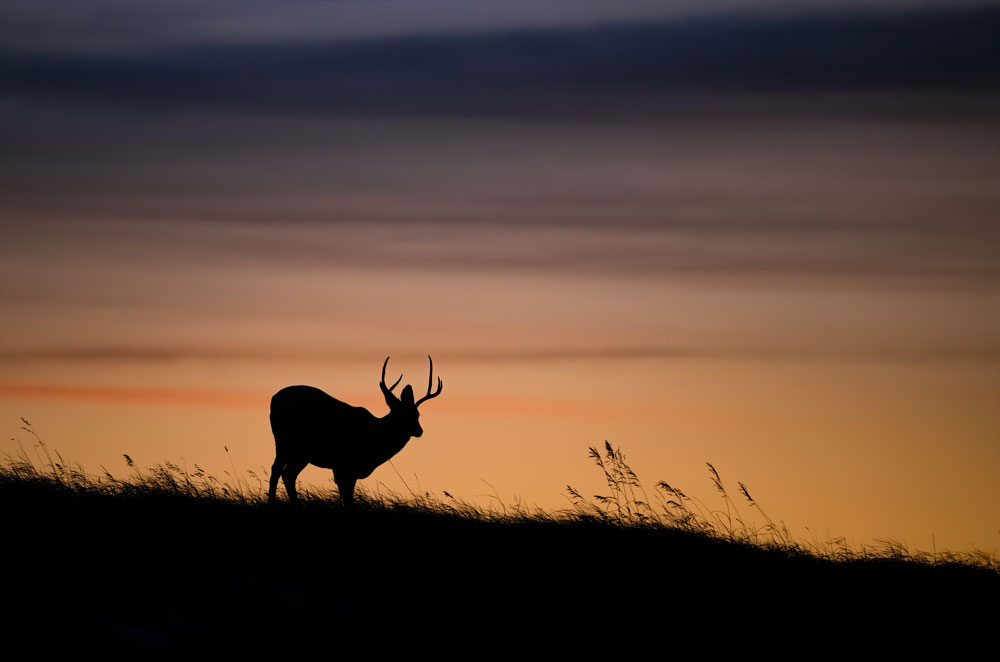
[379,355,443,438]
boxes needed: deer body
[268,357,442,505]
[270,386,412,480]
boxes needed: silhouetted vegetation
[3,422,997,657]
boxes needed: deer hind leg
[268,455,286,505]
[281,459,309,505]
[335,476,357,506]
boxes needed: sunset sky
[1,1,998,553]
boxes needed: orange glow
[0,383,266,409]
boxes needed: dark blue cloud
[3,6,999,117]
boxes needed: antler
[415,354,443,406]
[380,356,402,403]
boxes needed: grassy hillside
[2,439,997,658]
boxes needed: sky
[1,1,998,553]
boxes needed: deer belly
[300,442,347,472]
[304,444,376,479]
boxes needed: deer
[268,355,443,506]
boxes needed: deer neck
[373,412,413,457]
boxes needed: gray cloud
[3,107,998,287]
[2,213,998,288]
[2,6,999,117]
[2,5,998,292]
[1,1,983,54]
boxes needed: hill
[2,449,997,659]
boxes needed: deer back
[270,385,381,467]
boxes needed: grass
[568,441,999,571]
[3,420,998,656]
[6,420,996,571]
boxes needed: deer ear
[401,385,414,406]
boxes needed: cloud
[2,6,999,117]
[1,1,982,55]
[1,343,997,365]
[3,213,998,287]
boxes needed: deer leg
[281,459,308,505]
[268,455,286,505]
[335,476,357,506]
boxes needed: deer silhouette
[268,356,443,505]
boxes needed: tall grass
[4,421,997,571]
[2,418,543,523]
[565,440,999,570]
[566,441,792,543]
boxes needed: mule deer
[268,356,443,505]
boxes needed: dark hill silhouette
[2,462,997,658]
